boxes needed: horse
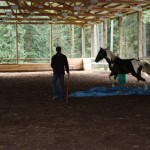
[95,47,150,90]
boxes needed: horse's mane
[105,49,117,62]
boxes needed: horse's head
[95,47,107,62]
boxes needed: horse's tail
[140,59,150,75]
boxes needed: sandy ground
[0,70,150,150]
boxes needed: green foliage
[52,24,82,58]
[143,10,150,23]
[143,10,150,56]
[0,10,150,64]
[123,14,138,58]
[145,22,150,56]
[112,19,119,54]
[18,24,50,63]
[52,24,72,57]
[0,24,84,64]
[74,26,82,58]
[107,15,138,58]
[107,20,111,50]
[0,24,16,63]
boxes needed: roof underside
[0,0,150,25]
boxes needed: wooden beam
[0,6,132,11]
[0,58,84,71]
[7,0,149,4]
[0,12,114,17]
[0,17,104,23]
[1,0,149,25]
[0,22,86,25]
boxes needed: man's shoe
[53,96,58,101]
[59,98,64,101]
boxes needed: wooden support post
[91,24,95,58]
[82,27,85,58]
[93,24,97,57]
[138,11,143,57]
[100,23,104,48]
[103,20,107,48]
[16,22,18,64]
[119,16,123,58]
[97,24,100,49]
[110,20,114,51]
[72,24,75,57]
[143,23,147,57]
[50,24,52,58]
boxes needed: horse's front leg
[114,74,118,80]
[112,74,118,87]
[109,73,116,87]
[109,72,113,80]
[109,74,112,80]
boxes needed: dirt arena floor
[0,70,150,150]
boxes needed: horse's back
[113,58,140,74]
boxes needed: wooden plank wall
[0,58,83,72]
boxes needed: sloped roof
[0,0,150,25]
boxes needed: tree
[143,10,150,23]
[0,24,16,63]
[143,10,150,56]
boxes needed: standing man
[51,46,70,101]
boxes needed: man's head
[56,46,61,53]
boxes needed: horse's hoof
[144,85,148,91]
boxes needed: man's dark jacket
[51,53,69,74]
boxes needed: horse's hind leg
[139,76,147,90]
[140,80,148,90]
[137,66,146,81]
[144,81,148,90]
[131,69,146,82]
[131,70,147,90]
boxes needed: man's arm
[51,56,54,69]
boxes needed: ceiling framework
[0,0,150,25]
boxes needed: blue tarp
[70,86,150,97]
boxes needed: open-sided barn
[0,1,150,150]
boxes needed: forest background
[0,10,149,64]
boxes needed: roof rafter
[0,0,149,25]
